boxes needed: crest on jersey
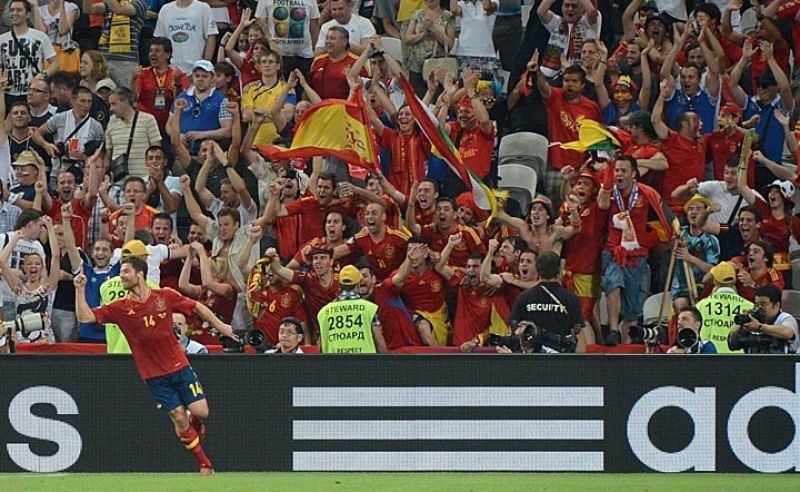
[431,280,442,293]
[281,294,292,308]
[385,245,396,259]
[156,297,166,312]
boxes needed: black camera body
[489,321,579,353]
[629,324,670,346]
[734,306,766,326]
[219,330,272,353]
[728,330,786,354]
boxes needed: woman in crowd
[404,0,455,97]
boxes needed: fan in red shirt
[45,167,98,251]
[287,208,356,271]
[435,235,511,349]
[355,174,401,229]
[356,262,430,348]
[445,69,495,182]
[133,38,189,133]
[651,77,706,214]
[108,177,161,248]
[618,111,668,193]
[75,256,236,475]
[403,178,439,229]
[335,201,409,281]
[732,240,786,301]
[373,104,431,196]
[308,27,368,99]
[481,240,539,322]
[267,245,339,341]
[408,196,485,268]
[246,258,309,345]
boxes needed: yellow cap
[121,240,152,257]
[683,194,714,214]
[710,261,736,285]
[338,265,362,286]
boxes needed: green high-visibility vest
[697,289,753,354]
[318,298,379,354]
[100,276,159,354]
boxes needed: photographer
[667,307,717,354]
[174,312,208,355]
[728,284,799,354]
[264,317,305,354]
[506,251,583,353]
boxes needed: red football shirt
[92,287,195,380]
[447,121,496,179]
[136,67,189,131]
[561,201,608,275]
[705,130,755,187]
[401,195,435,228]
[108,205,161,247]
[736,267,785,301]
[754,198,800,257]
[660,131,706,211]
[249,284,308,344]
[420,224,485,267]
[291,269,339,333]
[623,143,664,195]
[380,129,431,196]
[372,278,422,349]
[449,272,511,346]
[240,52,261,87]
[543,87,602,170]
[604,186,650,257]
[346,227,410,281]
[48,197,93,251]
[285,196,356,245]
[396,266,447,314]
[308,53,367,100]
[293,236,357,272]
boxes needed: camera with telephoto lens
[219,329,272,353]
[1,313,47,351]
[734,306,766,326]
[489,321,580,353]
[675,326,700,353]
[629,323,670,346]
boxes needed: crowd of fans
[0,0,797,355]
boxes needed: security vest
[318,298,379,354]
[696,288,753,354]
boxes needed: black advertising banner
[0,355,798,473]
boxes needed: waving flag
[255,85,378,173]
[398,75,497,217]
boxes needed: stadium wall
[0,355,798,473]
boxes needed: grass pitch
[1,472,797,492]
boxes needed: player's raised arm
[74,270,97,324]
[193,302,238,341]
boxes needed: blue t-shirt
[743,96,787,166]
[665,88,717,135]
[173,89,230,153]
[671,226,720,298]
[77,257,121,341]
[603,102,640,126]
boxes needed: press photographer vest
[318,298,378,354]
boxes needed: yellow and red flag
[255,86,379,174]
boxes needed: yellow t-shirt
[241,79,294,146]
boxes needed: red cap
[720,103,743,119]
[458,94,473,110]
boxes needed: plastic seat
[498,164,537,212]
[381,36,403,64]
[498,132,549,174]
[781,290,800,320]
[642,293,672,326]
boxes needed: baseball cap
[338,265,362,286]
[12,150,38,167]
[683,194,714,213]
[763,179,795,204]
[121,240,152,257]
[95,78,117,92]
[710,262,736,285]
[193,60,215,73]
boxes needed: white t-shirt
[315,15,375,50]
[143,175,183,226]
[256,0,321,59]
[154,0,219,74]
[112,243,171,286]
[39,3,79,45]
[542,11,601,77]
[0,28,57,95]
[0,234,46,302]
[697,181,763,225]
[455,0,499,58]
[208,196,258,228]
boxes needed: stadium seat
[781,290,800,321]
[498,164,537,212]
[642,293,672,326]
[381,36,403,64]
[498,132,549,175]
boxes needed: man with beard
[356,261,434,348]
[288,208,356,271]
[598,155,673,345]
[652,78,706,214]
[671,195,720,311]
[530,53,602,202]
[481,240,538,315]
[267,245,339,343]
[435,236,511,351]
[391,236,447,346]
[557,167,608,344]
[42,147,102,251]
[497,197,579,256]
[617,38,659,109]
[407,196,484,268]
[334,201,408,281]
[733,240,784,301]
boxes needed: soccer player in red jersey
[267,245,338,342]
[74,257,236,476]
[391,236,449,346]
[435,234,511,350]
[335,201,409,282]
[408,196,484,268]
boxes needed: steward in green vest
[697,262,752,353]
[317,265,387,354]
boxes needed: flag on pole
[255,85,379,173]
[398,75,497,217]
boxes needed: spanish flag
[255,85,379,173]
